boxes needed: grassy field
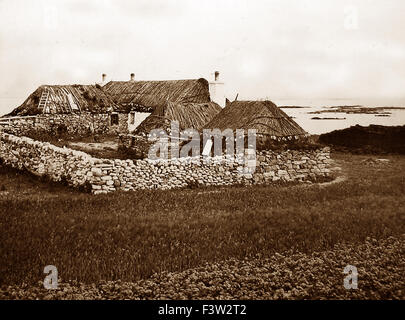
[0,152,404,299]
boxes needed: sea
[2,97,405,136]
[272,99,405,135]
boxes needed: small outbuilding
[134,101,222,136]
[203,100,307,140]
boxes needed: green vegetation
[0,153,404,299]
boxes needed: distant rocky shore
[319,124,405,154]
[309,105,405,115]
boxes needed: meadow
[0,152,404,299]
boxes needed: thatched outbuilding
[204,100,307,139]
[135,101,222,135]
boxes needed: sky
[0,0,404,115]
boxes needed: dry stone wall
[0,133,94,189]
[0,132,332,194]
[0,112,129,136]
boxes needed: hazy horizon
[1,0,405,116]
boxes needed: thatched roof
[6,85,118,116]
[204,100,307,137]
[135,101,222,135]
[103,78,211,112]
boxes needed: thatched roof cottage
[2,84,126,136]
[134,101,222,136]
[6,84,118,116]
[102,76,215,132]
[204,100,307,139]
[4,75,220,135]
[103,78,212,111]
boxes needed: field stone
[0,132,334,194]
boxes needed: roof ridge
[106,78,204,83]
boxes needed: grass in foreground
[0,153,404,298]
[1,236,402,299]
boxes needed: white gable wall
[128,111,151,132]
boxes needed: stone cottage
[2,72,228,137]
[102,74,223,132]
[2,84,126,136]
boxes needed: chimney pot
[102,73,106,83]
[130,73,135,81]
[214,71,220,81]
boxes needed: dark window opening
[111,113,119,125]
[129,112,135,125]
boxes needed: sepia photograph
[0,0,403,314]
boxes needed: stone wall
[0,132,332,194]
[0,112,129,137]
[0,133,94,189]
[118,133,153,158]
